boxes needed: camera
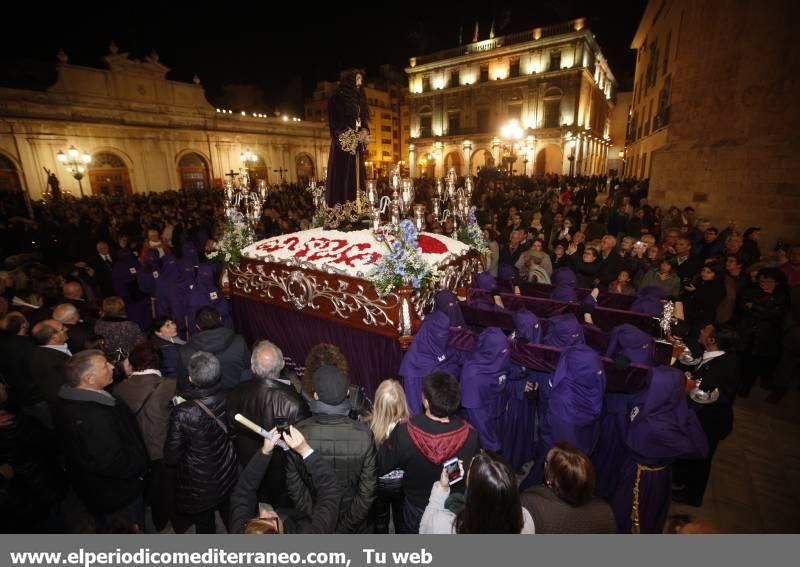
[443,457,464,485]
[273,416,290,435]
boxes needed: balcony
[412,21,581,67]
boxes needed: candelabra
[307,163,475,239]
[223,169,265,241]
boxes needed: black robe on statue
[325,77,369,206]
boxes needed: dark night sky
[1,1,646,114]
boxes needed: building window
[381,125,391,132]
[420,115,432,137]
[450,69,460,87]
[663,31,671,75]
[382,150,391,157]
[422,76,431,91]
[393,144,399,152]
[448,112,461,135]
[509,59,520,78]
[476,108,490,132]
[382,139,391,145]
[381,112,390,119]
[480,66,489,82]
[544,99,560,128]
[549,51,561,71]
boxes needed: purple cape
[630,286,665,316]
[474,272,497,291]
[156,255,189,334]
[399,311,464,415]
[605,324,655,366]
[549,345,606,426]
[626,366,708,460]
[188,264,232,331]
[434,289,465,327]
[543,314,585,347]
[497,263,518,281]
[550,267,578,301]
[460,327,511,451]
[513,309,542,343]
[182,241,200,267]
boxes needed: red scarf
[405,419,473,466]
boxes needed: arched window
[89,151,132,196]
[0,153,22,193]
[178,152,210,190]
[295,153,314,185]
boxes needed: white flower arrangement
[206,219,251,266]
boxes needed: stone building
[0,46,329,202]
[405,18,617,178]
[627,0,800,244]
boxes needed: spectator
[150,315,186,377]
[227,340,309,508]
[176,306,250,393]
[230,426,341,534]
[53,350,148,531]
[366,379,410,534]
[420,451,534,534]
[164,351,238,533]
[638,259,681,298]
[53,303,92,355]
[378,371,480,533]
[736,267,787,396]
[521,442,615,534]
[94,296,145,363]
[30,319,72,403]
[113,342,176,531]
[285,366,376,534]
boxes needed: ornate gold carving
[228,262,400,328]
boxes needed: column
[408,144,416,179]
[462,141,472,176]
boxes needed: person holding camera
[227,340,309,509]
[230,425,341,534]
[419,451,534,534]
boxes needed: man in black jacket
[377,371,480,533]
[230,426,340,534]
[88,241,115,299]
[53,349,148,531]
[673,324,740,507]
[176,306,250,393]
[597,234,623,288]
[285,366,376,534]
[29,319,72,403]
[228,340,310,507]
[165,351,238,533]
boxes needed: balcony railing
[413,21,582,67]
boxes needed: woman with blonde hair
[367,379,409,533]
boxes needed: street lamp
[500,119,524,175]
[57,145,91,198]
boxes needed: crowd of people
[0,169,798,534]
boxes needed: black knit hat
[312,365,349,406]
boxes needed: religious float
[221,168,485,393]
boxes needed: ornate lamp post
[500,119,523,175]
[56,145,91,198]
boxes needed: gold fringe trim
[631,463,667,534]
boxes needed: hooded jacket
[176,327,250,393]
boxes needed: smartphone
[273,416,290,435]
[443,457,463,485]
